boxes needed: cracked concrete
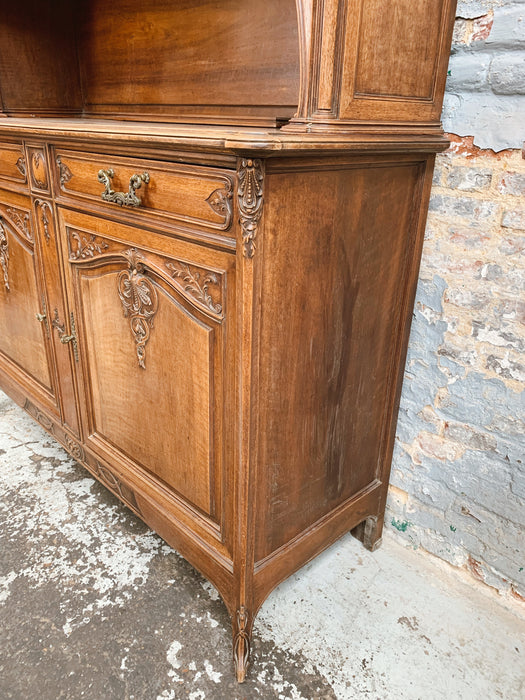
[1,390,524,699]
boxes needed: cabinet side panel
[254,160,423,561]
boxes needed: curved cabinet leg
[233,606,252,683]
[352,514,383,552]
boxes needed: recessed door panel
[58,209,234,534]
[79,266,214,515]
[0,205,51,392]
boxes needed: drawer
[53,148,234,235]
[0,142,28,190]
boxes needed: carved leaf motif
[206,181,233,228]
[16,156,27,179]
[34,200,51,242]
[238,159,264,258]
[0,218,10,291]
[166,261,223,315]
[31,150,47,189]
[69,230,109,260]
[56,156,73,187]
[117,249,158,369]
[233,606,251,682]
[6,206,32,242]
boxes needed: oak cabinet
[0,0,457,683]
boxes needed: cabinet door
[58,209,236,553]
[0,189,59,414]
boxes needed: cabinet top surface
[0,118,450,156]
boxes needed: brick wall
[387,0,525,603]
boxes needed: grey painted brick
[457,1,525,21]
[446,53,490,91]
[437,372,524,428]
[446,166,492,191]
[489,53,525,94]
[502,207,525,230]
[476,263,503,280]
[416,275,447,312]
[485,6,525,49]
[444,422,497,451]
[497,172,525,195]
[486,354,525,382]
[471,320,525,351]
[442,92,525,151]
[429,194,498,220]
[499,234,525,255]
[511,468,525,499]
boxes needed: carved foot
[233,606,251,683]
[351,515,383,552]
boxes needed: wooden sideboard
[0,0,457,682]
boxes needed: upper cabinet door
[57,208,236,555]
[0,189,59,414]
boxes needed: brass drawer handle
[97,169,150,207]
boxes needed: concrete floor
[0,389,524,700]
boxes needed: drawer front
[53,149,234,235]
[0,142,28,190]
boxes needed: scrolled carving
[117,249,158,369]
[56,156,73,187]
[166,260,223,315]
[238,158,264,258]
[16,156,27,179]
[31,150,48,189]
[23,399,54,433]
[0,218,10,291]
[94,461,141,514]
[64,435,85,462]
[6,206,32,243]
[206,180,233,228]
[233,606,251,683]
[69,230,109,260]
[34,200,51,242]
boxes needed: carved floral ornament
[0,218,9,291]
[238,158,264,258]
[165,260,223,315]
[206,180,233,228]
[117,249,159,369]
[34,200,51,242]
[6,206,32,243]
[56,156,73,187]
[16,156,26,179]
[69,230,109,260]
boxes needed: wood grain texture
[253,158,424,561]
[0,1,81,115]
[78,0,300,125]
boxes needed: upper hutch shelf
[0,0,456,134]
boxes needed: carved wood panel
[58,210,235,541]
[0,210,51,394]
[27,146,51,193]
